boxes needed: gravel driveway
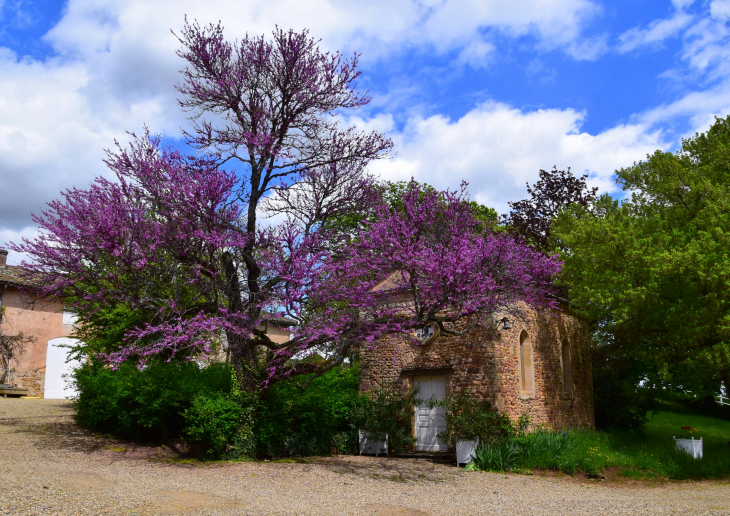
[1,399,729,516]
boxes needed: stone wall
[1,366,45,397]
[359,306,595,431]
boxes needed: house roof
[0,266,300,324]
[263,313,298,327]
[0,265,38,289]
[372,271,406,292]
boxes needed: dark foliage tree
[502,167,598,251]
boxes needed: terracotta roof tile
[263,312,298,326]
[0,266,38,288]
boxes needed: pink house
[0,249,80,398]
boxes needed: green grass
[471,403,730,480]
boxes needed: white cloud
[680,16,730,82]
[3,0,729,244]
[0,0,603,235]
[0,1,34,29]
[455,38,496,69]
[0,226,39,265]
[611,1,730,134]
[44,0,600,62]
[0,44,160,234]
[710,0,730,20]
[617,11,693,53]
[641,81,730,135]
[0,49,106,228]
[565,33,610,60]
[367,102,666,214]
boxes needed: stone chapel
[359,303,595,451]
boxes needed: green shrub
[516,430,570,463]
[591,349,657,431]
[352,382,418,453]
[467,405,730,479]
[436,389,515,446]
[183,392,246,459]
[255,365,364,457]
[471,442,521,472]
[73,360,233,441]
[74,360,364,458]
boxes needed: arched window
[519,331,534,397]
[561,339,573,397]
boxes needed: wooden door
[414,376,448,451]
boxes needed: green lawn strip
[474,405,730,479]
[557,406,729,479]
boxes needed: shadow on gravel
[0,401,461,480]
[306,455,462,483]
[0,415,184,462]
[0,417,105,453]
[4,414,464,478]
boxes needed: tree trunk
[227,331,258,392]
[222,251,259,393]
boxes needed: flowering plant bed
[677,426,698,438]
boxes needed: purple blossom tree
[172,22,392,388]
[9,22,561,392]
[290,182,562,380]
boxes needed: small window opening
[519,330,534,397]
[561,339,573,397]
[62,311,78,326]
[415,324,435,340]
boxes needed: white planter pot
[359,430,388,456]
[674,436,703,459]
[456,439,479,466]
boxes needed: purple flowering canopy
[11,21,561,391]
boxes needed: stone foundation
[1,367,45,397]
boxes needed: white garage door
[45,338,82,399]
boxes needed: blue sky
[2,0,730,263]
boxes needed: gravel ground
[1,399,729,516]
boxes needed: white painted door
[414,376,448,451]
[45,338,82,399]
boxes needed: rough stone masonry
[359,304,595,431]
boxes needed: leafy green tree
[553,116,730,395]
[255,365,363,456]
